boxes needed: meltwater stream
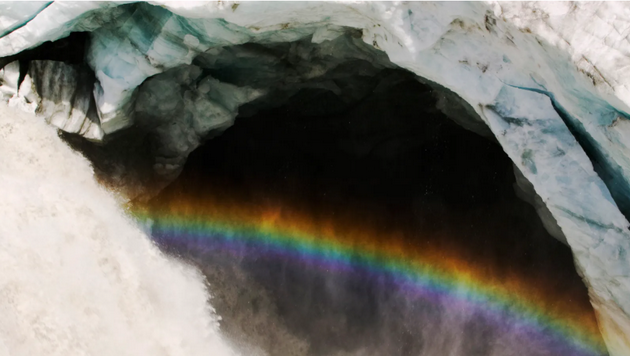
[0,103,236,355]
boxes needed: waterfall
[0,102,236,356]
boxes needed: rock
[135,64,263,180]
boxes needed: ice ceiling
[2,1,630,355]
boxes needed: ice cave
[2,2,630,356]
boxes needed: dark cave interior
[0,28,605,356]
[145,75,602,356]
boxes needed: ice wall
[2,1,630,354]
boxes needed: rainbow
[132,197,607,356]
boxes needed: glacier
[2,1,630,355]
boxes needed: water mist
[0,103,236,356]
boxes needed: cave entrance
[144,68,604,356]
